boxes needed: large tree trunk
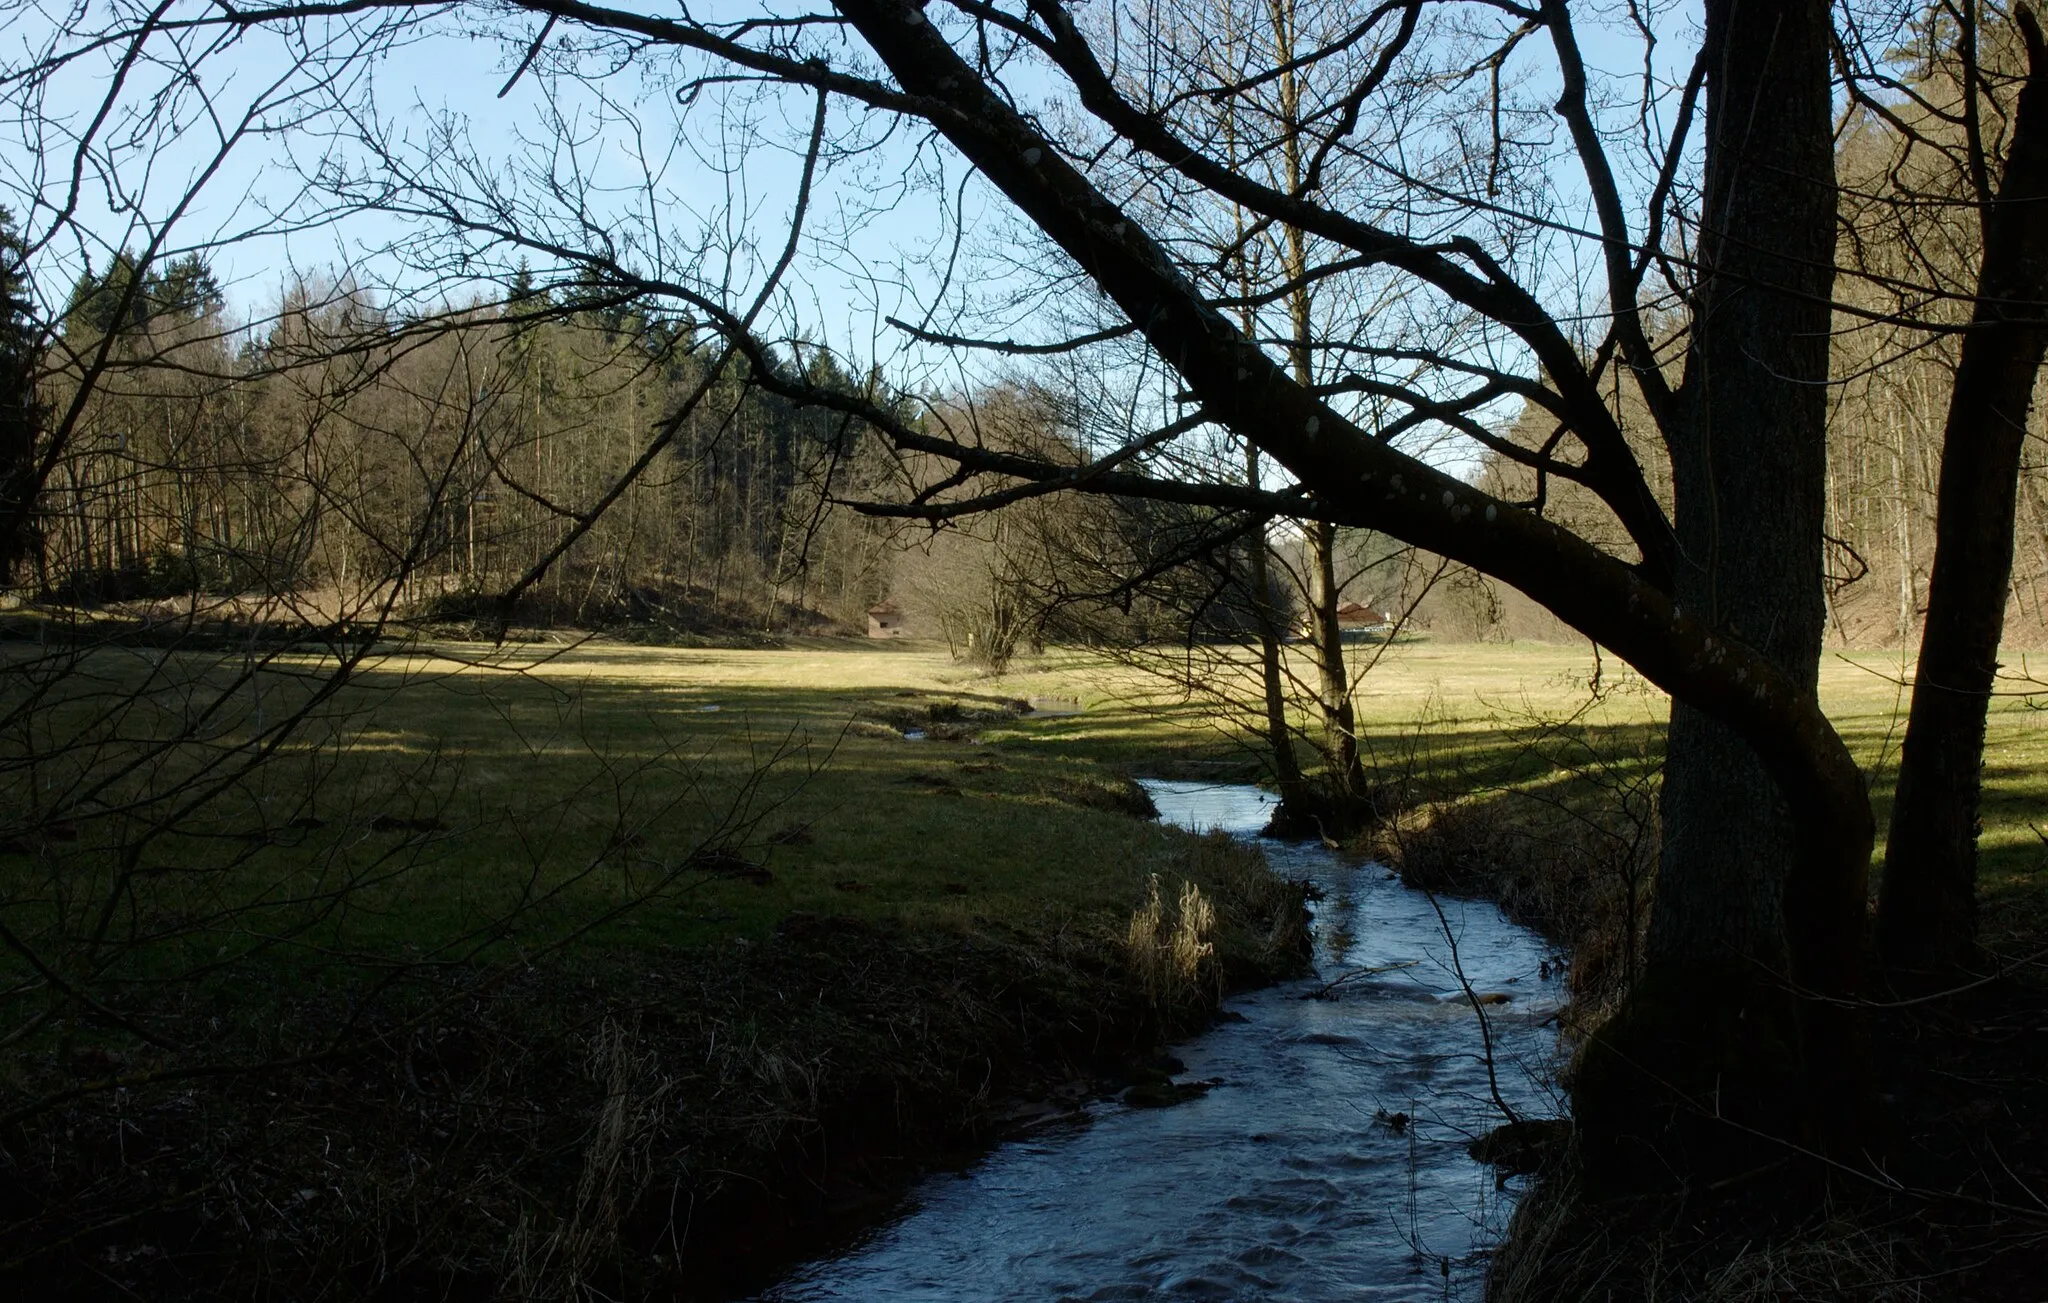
[1573,0,1852,1188]
[1879,12,2048,981]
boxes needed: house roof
[867,601,903,617]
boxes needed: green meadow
[9,634,2043,987]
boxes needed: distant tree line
[10,233,2044,653]
[19,258,898,634]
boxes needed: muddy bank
[1,835,1309,1301]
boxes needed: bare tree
[0,19,853,1288]
[1862,5,2048,980]
[15,0,2048,1202]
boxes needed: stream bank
[2,814,1309,1303]
[760,781,1565,1302]
[667,834,1314,1300]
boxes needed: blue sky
[3,0,1713,477]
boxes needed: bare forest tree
[1844,7,2048,981]
[0,18,901,1289]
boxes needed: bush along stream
[758,781,1566,1302]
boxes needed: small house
[867,601,908,639]
[1334,600,1380,628]
[1302,599,1393,642]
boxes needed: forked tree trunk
[1573,0,1852,1188]
[1879,10,2048,981]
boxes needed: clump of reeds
[1125,874,1218,1006]
[507,1018,672,1300]
[1178,828,1312,965]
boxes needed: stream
[759,779,1563,1302]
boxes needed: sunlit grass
[1001,636,2044,944]
[7,632,2041,993]
[0,638,1243,997]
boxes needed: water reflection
[761,780,1561,1302]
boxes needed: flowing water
[761,780,1563,1302]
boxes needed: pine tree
[0,208,42,582]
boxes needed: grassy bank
[1299,641,2048,1301]
[1314,644,2047,988]
[0,638,1310,1298]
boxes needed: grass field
[10,632,2041,984]
[7,631,2045,1294]
[233,633,2047,951]
[343,635,2048,915]
[0,638,1220,992]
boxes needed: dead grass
[1124,876,1217,1006]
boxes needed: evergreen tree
[150,253,223,320]
[64,250,146,336]
[0,208,42,582]
[63,249,220,337]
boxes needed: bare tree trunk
[1879,11,2048,980]
[1305,518,1366,799]
[1245,446,1309,807]
[1268,1,1367,810]
[1575,0,1859,1187]
[1215,35,1313,818]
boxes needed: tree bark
[1574,0,1853,1187]
[1245,446,1311,810]
[1306,519,1368,802]
[1878,10,2048,980]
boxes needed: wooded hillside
[10,47,2048,654]
[23,260,896,635]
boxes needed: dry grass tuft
[507,1019,673,1300]
[1125,874,1218,1005]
